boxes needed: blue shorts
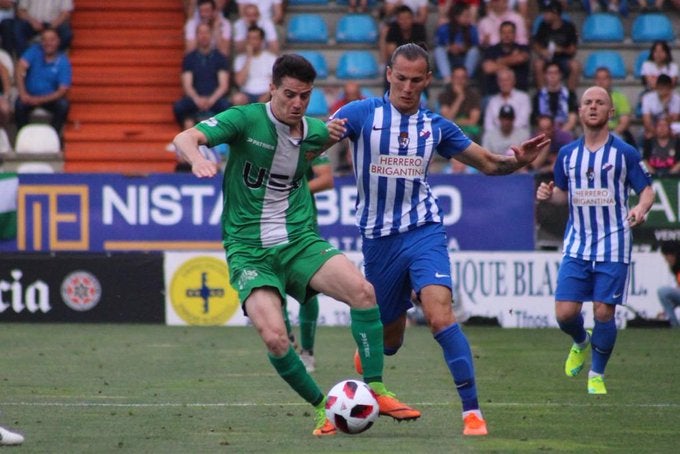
[363,222,451,325]
[555,255,630,305]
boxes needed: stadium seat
[581,13,624,42]
[634,49,650,79]
[295,50,328,79]
[16,161,56,173]
[631,13,675,43]
[336,51,379,79]
[306,88,328,117]
[583,51,627,79]
[336,14,378,44]
[14,124,61,154]
[286,14,328,44]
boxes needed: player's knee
[263,331,290,356]
[350,279,376,309]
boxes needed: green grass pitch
[0,324,678,453]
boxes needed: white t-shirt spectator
[236,0,282,23]
[641,90,680,119]
[233,50,278,96]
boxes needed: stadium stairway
[64,0,184,173]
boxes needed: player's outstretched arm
[455,134,551,176]
[173,127,219,178]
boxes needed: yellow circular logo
[170,256,239,325]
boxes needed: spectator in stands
[330,81,364,114]
[531,62,578,134]
[0,54,11,130]
[231,25,277,105]
[477,0,528,48]
[348,0,369,13]
[184,0,232,57]
[0,0,15,56]
[641,74,680,140]
[379,1,428,65]
[438,66,482,142]
[640,40,678,91]
[529,114,574,174]
[642,116,680,177]
[233,3,279,54]
[657,241,680,328]
[185,0,238,20]
[14,28,70,143]
[483,68,531,139]
[593,66,636,146]
[14,0,73,57]
[433,2,480,81]
[480,20,530,95]
[237,0,283,25]
[482,104,530,156]
[383,5,428,64]
[174,23,231,130]
[637,0,664,12]
[531,0,580,91]
[329,81,365,175]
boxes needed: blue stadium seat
[581,13,624,42]
[286,14,328,43]
[336,51,379,79]
[631,13,675,43]
[295,50,328,79]
[306,88,328,117]
[336,14,378,43]
[583,51,627,79]
[634,49,650,79]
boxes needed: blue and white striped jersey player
[536,86,655,395]
[328,43,551,436]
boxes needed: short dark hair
[389,42,431,72]
[660,241,680,255]
[657,73,673,88]
[272,53,317,87]
[247,24,265,40]
[500,20,516,32]
[197,0,215,8]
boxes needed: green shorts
[226,230,342,311]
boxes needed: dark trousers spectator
[0,17,14,56]
[15,98,70,135]
[14,19,72,56]
[173,97,230,128]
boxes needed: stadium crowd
[165,0,680,176]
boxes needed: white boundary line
[1,401,678,408]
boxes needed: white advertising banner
[164,251,672,329]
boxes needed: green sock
[268,345,324,406]
[350,306,384,384]
[299,296,319,352]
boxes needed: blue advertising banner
[317,174,535,251]
[2,173,535,252]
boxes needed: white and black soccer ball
[325,379,379,434]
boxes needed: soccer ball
[325,379,379,434]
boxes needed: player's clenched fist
[536,181,554,201]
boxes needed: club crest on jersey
[398,132,409,149]
[305,151,316,161]
[587,167,595,181]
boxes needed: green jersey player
[173,54,420,436]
